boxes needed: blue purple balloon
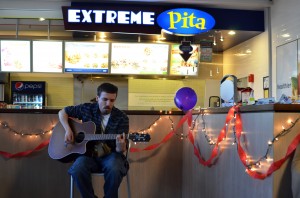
[174,87,197,111]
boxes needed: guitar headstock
[128,133,151,142]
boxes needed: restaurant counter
[0,104,299,198]
[182,103,300,198]
[1,103,299,114]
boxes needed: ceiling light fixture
[213,36,217,46]
[220,31,224,42]
[246,49,252,54]
[281,33,290,38]
[159,29,166,40]
[39,17,46,22]
[100,32,107,39]
[228,31,236,35]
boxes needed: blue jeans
[68,152,128,198]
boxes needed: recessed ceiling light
[100,32,107,39]
[228,31,236,35]
[281,33,290,38]
[38,17,45,21]
[246,49,252,53]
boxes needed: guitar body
[48,119,96,163]
[48,118,150,163]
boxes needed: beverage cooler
[11,81,46,109]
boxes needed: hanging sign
[63,3,264,34]
[200,41,213,62]
[179,41,193,62]
[62,6,215,35]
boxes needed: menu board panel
[169,44,199,76]
[33,41,63,73]
[64,42,109,73]
[111,43,169,75]
[0,40,31,72]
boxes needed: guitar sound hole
[75,132,85,143]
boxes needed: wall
[270,0,300,99]
[73,77,129,109]
[204,79,220,107]
[223,31,269,100]
[128,78,207,110]
[10,73,74,108]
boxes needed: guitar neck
[84,133,125,141]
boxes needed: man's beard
[102,107,111,114]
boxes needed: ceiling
[0,0,269,52]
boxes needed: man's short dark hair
[97,83,118,96]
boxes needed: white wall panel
[223,32,269,100]
[271,0,300,98]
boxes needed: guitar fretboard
[84,134,127,141]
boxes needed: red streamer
[130,110,193,153]
[130,130,175,152]
[0,139,49,158]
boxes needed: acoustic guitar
[48,118,150,162]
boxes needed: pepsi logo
[15,82,24,91]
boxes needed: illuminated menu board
[33,41,63,73]
[0,40,31,72]
[169,44,199,76]
[64,42,109,73]
[111,43,169,75]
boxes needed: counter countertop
[200,104,300,114]
[0,108,184,115]
[0,104,300,114]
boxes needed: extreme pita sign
[62,6,215,35]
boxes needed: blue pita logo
[157,8,215,35]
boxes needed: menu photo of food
[0,40,31,72]
[170,44,199,76]
[64,42,109,73]
[32,41,63,73]
[111,43,169,75]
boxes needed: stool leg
[70,176,74,198]
[126,174,131,198]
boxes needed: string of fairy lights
[130,115,162,134]
[189,108,300,172]
[0,120,53,137]
[245,116,300,170]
